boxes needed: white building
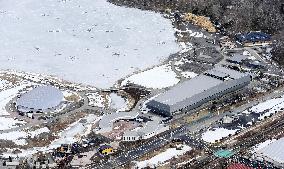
[123,119,169,141]
[222,115,235,124]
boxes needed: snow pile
[179,42,193,53]
[134,144,192,168]
[190,31,206,38]
[250,97,284,113]
[174,58,192,67]
[202,128,239,143]
[0,0,180,88]
[29,127,50,138]
[174,28,207,38]
[121,64,180,89]
[87,92,105,108]
[181,71,198,79]
[243,51,250,56]
[0,117,26,130]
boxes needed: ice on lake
[0,0,180,88]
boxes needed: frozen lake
[0,0,180,88]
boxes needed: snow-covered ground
[174,28,207,38]
[87,92,106,108]
[2,114,101,157]
[0,80,32,116]
[0,0,180,88]
[202,128,239,143]
[121,64,180,89]
[0,80,12,91]
[0,117,26,131]
[134,144,192,168]
[52,114,99,145]
[0,127,50,146]
[243,96,284,120]
[109,93,128,111]
[0,131,28,145]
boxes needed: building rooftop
[208,66,246,79]
[16,86,63,111]
[98,111,139,133]
[152,66,248,106]
[256,137,284,164]
[123,117,168,139]
[153,75,222,106]
[236,32,271,43]
[228,54,249,63]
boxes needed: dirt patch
[48,111,87,133]
[100,121,139,140]
[121,84,151,109]
[64,93,81,102]
[0,74,21,85]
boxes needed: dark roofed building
[236,32,272,46]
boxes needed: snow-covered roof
[228,54,248,63]
[151,66,248,106]
[123,116,169,140]
[256,137,284,164]
[16,86,63,111]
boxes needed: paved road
[92,108,235,169]
[93,126,187,169]
[92,85,284,168]
[178,134,211,152]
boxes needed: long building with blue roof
[236,32,272,46]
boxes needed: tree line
[109,0,284,66]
